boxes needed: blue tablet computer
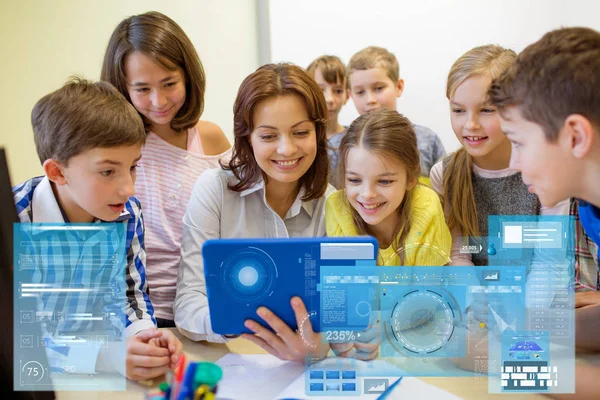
[203,236,378,335]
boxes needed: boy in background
[347,46,446,184]
[307,55,349,188]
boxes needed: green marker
[158,382,169,392]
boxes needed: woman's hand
[241,296,330,362]
[330,323,380,361]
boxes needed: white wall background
[268,0,600,154]
[0,0,259,184]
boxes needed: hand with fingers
[126,328,183,381]
[330,323,380,361]
[150,329,184,369]
[241,296,330,362]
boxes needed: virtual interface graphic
[14,223,127,391]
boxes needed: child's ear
[564,114,595,158]
[396,78,405,98]
[42,159,67,185]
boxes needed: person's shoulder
[13,176,44,220]
[326,188,345,205]
[412,123,438,136]
[196,120,231,155]
[12,176,41,199]
[430,159,445,177]
[327,132,345,148]
[411,184,443,212]
[193,167,236,197]
[201,166,233,181]
[325,183,338,199]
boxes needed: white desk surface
[54,328,599,400]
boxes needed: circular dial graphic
[388,290,455,355]
[21,360,45,384]
[299,311,318,348]
[220,247,278,304]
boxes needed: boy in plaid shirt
[13,77,182,381]
[489,27,600,399]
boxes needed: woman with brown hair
[174,63,334,361]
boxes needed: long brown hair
[339,108,420,263]
[101,11,205,133]
[443,45,516,237]
[222,63,329,201]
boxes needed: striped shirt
[135,128,232,320]
[13,176,155,373]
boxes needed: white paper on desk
[273,357,463,400]
[215,353,305,400]
[274,376,462,400]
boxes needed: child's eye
[379,180,394,185]
[375,86,384,91]
[165,82,177,88]
[481,108,496,113]
[452,109,464,114]
[134,88,149,93]
[354,90,364,96]
[347,177,361,184]
[335,89,345,95]
[101,170,115,177]
[510,141,521,148]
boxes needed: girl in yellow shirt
[326,108,451,266]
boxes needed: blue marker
[177,362,199,400]
[376,377,403,400]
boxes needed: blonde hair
[443,45,517,238]
[339,108,420,264]
[347,46,399,86]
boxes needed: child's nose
[366,91,377,104]
[465,115,481,131]
[324,89,333,104]
[118,177,135,198]
[361,184,377,199]
[151,90,167,108]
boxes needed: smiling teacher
[173,63,335,361]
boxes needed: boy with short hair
[347,46,446,181]
[307,55,349,188]
[489,27,600,399]
[12,77,182,381]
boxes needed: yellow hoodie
[326,185,451,266]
